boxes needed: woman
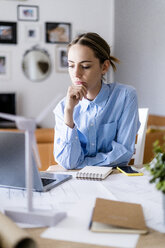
[53,32,140,169]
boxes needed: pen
[88,207,94,230]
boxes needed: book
[76,166,113,180]
[90,198,148,234]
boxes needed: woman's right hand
[64,84,87,128]
[65,84,87,110]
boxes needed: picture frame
[17,5,39,22]
[56,45,68,73]
[25,25,40,42]
[46,22,71,44]
[0,22,17,44]
[0,51,11,80]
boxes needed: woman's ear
[102,60,110,74]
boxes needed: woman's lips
[75,81,87,86]
[75,81,84,85]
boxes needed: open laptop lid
[0,131,71,192]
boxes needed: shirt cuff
[59,123,79,144]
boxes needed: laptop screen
[0,131,72,192]
[0,131,43,190]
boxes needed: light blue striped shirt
[54,82,140,169]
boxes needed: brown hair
[68,32,120,71]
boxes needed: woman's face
[68,44,109,99]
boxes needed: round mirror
[22,46,51,82]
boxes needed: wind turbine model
[0,94,65,226]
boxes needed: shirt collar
[80,82,110,112]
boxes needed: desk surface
[24,165,165,248]
[0,164,164,248]
[25,227,165,248]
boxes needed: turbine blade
[36,93,63,125]
[0,112,23,122]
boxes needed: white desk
[0,165,165,248]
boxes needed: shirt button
[75,136,78,140]
[90,123,94,126]
[91,143,95,146]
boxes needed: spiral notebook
[76,166,113,180]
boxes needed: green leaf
[147,139,165,193]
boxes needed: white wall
[1,0,164,127]
[0,0,113,127]
[114,0,165,116]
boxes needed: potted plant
[146,139,165,223]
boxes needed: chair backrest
[132,108,149,165]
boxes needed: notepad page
[76,166,113,179]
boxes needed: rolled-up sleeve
[53,102,85,169]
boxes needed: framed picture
[0,22,17,44]
[25,25,40,42]
[17,5,39,21]
[0,52,11,80]
[46,22,71,44]
[56,46,68,72]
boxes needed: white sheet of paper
[41,199,139,248]
[0,176,116,224]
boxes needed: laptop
[0,131,72,192]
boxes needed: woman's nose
[74,66,82,78]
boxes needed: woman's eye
[68,64,91,69]
[82,66,90,69]
[68,64,74,68]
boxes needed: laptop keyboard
[41,178,56,186]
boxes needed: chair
[131,108,149,166]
